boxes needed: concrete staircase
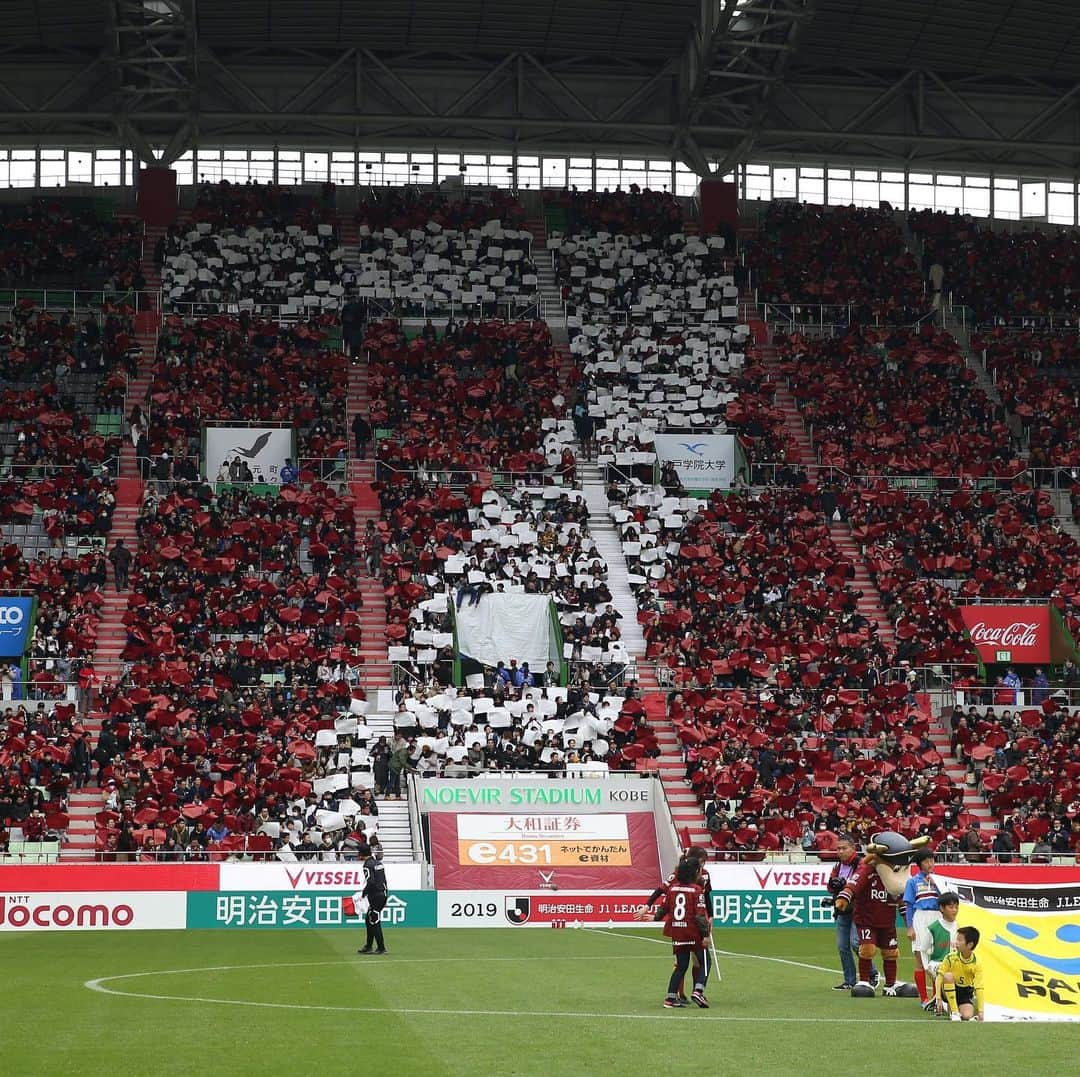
[575,463,708,847]
[827,522,896,655]
[927,717,994,824]
[346,362,392,688]
[526,215,564,328]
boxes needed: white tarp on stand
[653,432,738,491]
[455,594,557,671]
[203,425,296,484]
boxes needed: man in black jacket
[357,844,389,954]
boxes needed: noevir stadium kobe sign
[419,778,653,812]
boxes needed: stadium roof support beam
[674,0,816,177]
[106,0,198,166]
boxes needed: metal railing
[372,457,576,489]
[0,459,120,482]
[954,685,1080,709]
[362,295,544,324]
[1,287,161,314]
[763,302,939,334]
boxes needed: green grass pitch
[4,927,1076,1075]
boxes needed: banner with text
[456,814,632,867]
[430,811,660,891]
[218,863,424,892]
[438,890,648,927]
[203,425,296,486]
[0,891,186,931]
[704,863,837,928]
[958,605,1054,665]
[653,433,738,491]
[418,778,653,814]
[936,865,1080,1021]
[187,890,436,930]
[0,595,37,657]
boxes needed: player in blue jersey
[903,847,941,1009]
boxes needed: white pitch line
[83,954,928,1024]
[581,926,838,976]
[84,954,653,988]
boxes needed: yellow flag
[958,903,1080,1021]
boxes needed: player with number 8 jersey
[637,858,712,1009]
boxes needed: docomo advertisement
[202,424,296,485]
[0,891,186,932]
[430,812,661,891]
[438,890,649,928]
[0,595,37,656]
[652,433,738,491]
[935,865,1080,1022]
[959,605,1052,664]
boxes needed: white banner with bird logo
[203,425,296,485]
[652,433,738,491]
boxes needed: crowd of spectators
[554,231,736,320]
[190,179,336,232]
[777,326,1022,476]
[910,209,1080,321]
[349,218,536,314]
[546,188,683,235]
[365,317,572,478]
[0,199,144,290]
[383,678,655,774]
[161,220,345,311]
[945,699,1080,857]
[139,313,348,483]
[84,474,372,857]
[749,202,928,324]
[844,481,1080,663]
[618,485,894,686]
[973,328,1080,472]
[355,189,527,233]
[377,479,628,682]
[673,686,961,857]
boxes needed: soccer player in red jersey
[644,846,714,1002]
[638,857,711,1008]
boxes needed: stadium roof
[1,0,1078,176]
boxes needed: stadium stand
[0,199,144,291]
[910,209,1080,321]
[3,177,1077,867]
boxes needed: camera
[821,897,835,908]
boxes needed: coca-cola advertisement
[959,605,1052,664]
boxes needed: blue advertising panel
[0,597,36,656]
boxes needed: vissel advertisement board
[217,862,424,892]
[418,778,653,813]
[703,863,837,928]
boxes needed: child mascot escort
[832,830,928,999]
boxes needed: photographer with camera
[825,835,878,990]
